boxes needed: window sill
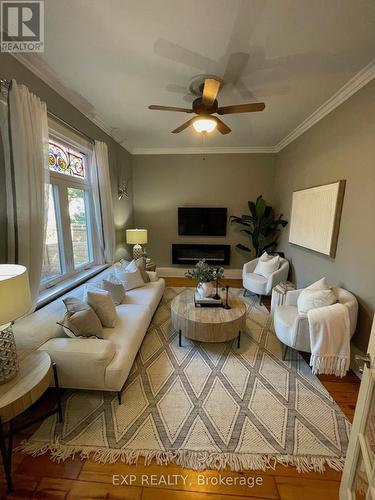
[37,265,109,309]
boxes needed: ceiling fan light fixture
[193,117,217,134]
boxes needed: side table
[270,281,296,317]
[0,351,63,492]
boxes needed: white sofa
[273,287,358,354]
[242,257,289,297]
[13,266,165,395]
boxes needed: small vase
[197,281,214,299]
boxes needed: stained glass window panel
[48,141,85,178]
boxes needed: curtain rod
[47,111,94,144]
[1,77,94,144]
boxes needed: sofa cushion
[274,305,311,352]
[297,288,336,315]
[39,337,116,390]
[243,272,268,295]
[123,279,165,311]
[103,304,153,390]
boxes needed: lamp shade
[126,229,148,245]
[0,265,31,326]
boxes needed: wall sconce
[118,178,130,200]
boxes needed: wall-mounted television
[178,207,227,236]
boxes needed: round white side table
[270,281,296,317]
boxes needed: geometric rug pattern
[20,287,350,472]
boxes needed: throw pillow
[304,277,330,291]
[134,258,150,283]
[254,255,280,278]
[124,258,150,283]
[102,274,126,305]
[297,288,337,315]
[86,289,117,327]
[259,251,272,261]
[82,282,103,302]
[115,267,145,291]
[59,297,103,338]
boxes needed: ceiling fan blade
[202,79,221,107]
[214,117,231,135]
[171,117,196,134]
[217,102,265,115]
[149,105,192,113]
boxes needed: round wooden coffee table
[171,289,246,345]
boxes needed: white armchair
[273,287,358,357]
[242,257,289,298]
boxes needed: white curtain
[8,80,49,309]
[0,99,14,263]
[92,140,115,264]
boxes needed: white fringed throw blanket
[308,303,350,377]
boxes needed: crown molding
[11,54,131,152]
[11,54,375,156]
[131,146,277,155]
[275,58,375,152]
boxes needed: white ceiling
[26,0,375,152]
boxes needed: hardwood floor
[0,279,360,499]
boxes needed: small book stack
[194,292,223,308]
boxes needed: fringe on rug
[16,439,346,474]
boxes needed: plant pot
[197,281,214,299]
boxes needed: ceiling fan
[148,77,265,135]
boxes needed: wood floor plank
[66,480,142,499]
[33,477,72,499]
[0,473,39,499]
[141,486,275,500]
[275,476,340,500]
[16,451,84,480]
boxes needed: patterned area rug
[19,287,350,472]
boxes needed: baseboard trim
[157,266,242,279]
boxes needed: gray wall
[274,80,375,352]
[132,154,277,269]
[0,53,133,262]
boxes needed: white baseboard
[157,267,243,279]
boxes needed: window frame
[40,132,99,292]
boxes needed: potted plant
[185,260,224,298]
[231,195,288,257]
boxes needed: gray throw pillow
[102,274,126,305]
[86,289,117,327]
[58,296,103,338]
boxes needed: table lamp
[0,265,31,384]
[126,229,148,260]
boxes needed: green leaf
[236,243,251,252]
[248,201,256,218]
[255,196,266,219]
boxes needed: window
[41,136,97,290]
